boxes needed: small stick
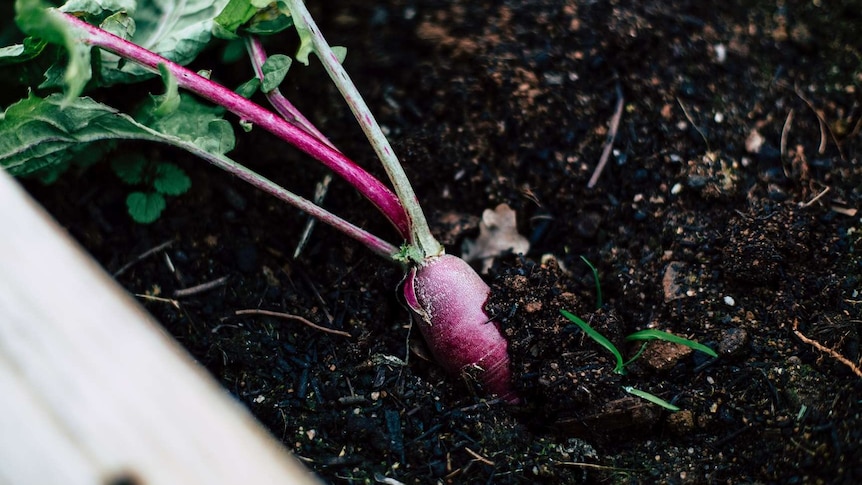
[554,461,639,472]
[112,239,174,277]
[173,275,230,298]
[793,319,862,378]
[294,173,333,259]
[780,109,794,161]
[464,447,494,466]
[134,293,180,309]
[588,82,624,189]
[798,186,830,209]
[235,309,351,337]
[677,98,711,151]
[781,81,845,160]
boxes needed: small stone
[723,295,735,306]
[662,261,689,302]
[667,410,695,436]
[641,340,693,371]
[525,300,543,313]
[718,328,749,357]
[713,43,727,63]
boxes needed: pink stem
[57,11,411,240]
[244,37,337,151]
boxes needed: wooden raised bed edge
[0,170,319,484]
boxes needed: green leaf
[261,53,290,92]
[214,0,257,35]
[0,38,48,66]
[331,45,346,64]
[245,14,292,35]
[580,255,602,310]
[95,0,231,85]
[151,63,180,117]
[560,309,626,375]
[60,0,137,18]
[0,93,234,180]
[15,0,92,102]
[126,191,165,223]
[111,154,148,184]
[623,386,680,412]
[625,329,718,358]
[153,162,191,195]
[235,77,260,98]
[288,5,314,65]
[144,95,235,155]
[99,11,136,41]
[0,93,151,177]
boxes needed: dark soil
[14,0,862,483]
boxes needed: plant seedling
[112,155,191,223]
[560,308,716,410]
[580,255,603,310]
[2,0,518,402]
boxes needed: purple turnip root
[20,3,519,403]
[404,255,518,403]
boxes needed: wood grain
[0,170,318,484]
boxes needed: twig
[798,186,830,209]
[294,173,333,259]
[464,447,494,466]
[780,109,794,161]
[793,319,862,378]
[235,309,351,337]
[134,293,180,309]
[112,239,174,277]
[781,81,846,160]
[553,461,639,472]
[588,82,624,189]
[677,98,710,152]
[173,275,230,298]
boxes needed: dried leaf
[461,203,530,273]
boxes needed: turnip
[6,0,520,402]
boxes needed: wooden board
[0,170,319,484]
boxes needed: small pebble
[718,328,749,357]
[714,43,727,63]
[723,295,735,306]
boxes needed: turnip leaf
[261,53,291,92]
[0,93,234,178]
[15,0,92,102]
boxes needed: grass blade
[625,329,718,358]
[560,309,625,374]
[580,255,602,309]
[623,386,680,411]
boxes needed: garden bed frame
[0,169,317,484]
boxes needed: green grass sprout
[561,308,717,411]
[580,255,603,309]
[625,329,718,358]
[623,386,680,411]
[560,309,625,374]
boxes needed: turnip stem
[244,36,337,151]
[149,118,401,260]
[55,11,411,240]
[285,0,444,262]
